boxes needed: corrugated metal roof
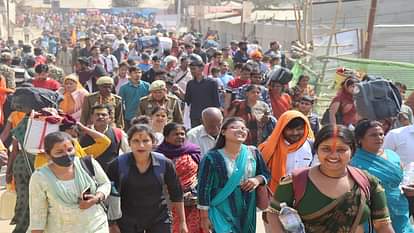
[211,16,241,24]
[250,10,302,21]
[205,12,239,20]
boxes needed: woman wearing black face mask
[28,131,111,233]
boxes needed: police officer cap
[96,76,114,86]
[0,52,12,60]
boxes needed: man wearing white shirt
[102,46,119,75]
[112,33,127,51]
[384,124,414,215]
[187,107,223,156]
[174,56,193,93]
[383,124,414,164]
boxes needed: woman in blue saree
[197,117,271,233]
[351,120,414,233]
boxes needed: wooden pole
[297,4,302,44]
[6,0,10,39]
[309,0,313,44]
[363,0,378,58]
[241,2,245,40]
[317,0,342,93]
[293,4,302,43]
[303,0,309,50]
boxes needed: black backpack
[354,77,402,120]
[11,87,62,112]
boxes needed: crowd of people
[0,9,414,233]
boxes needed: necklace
[318,166,348,179]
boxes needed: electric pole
[363,0,378,58]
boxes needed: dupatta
[209,144,256,233]
[38,157,96,207]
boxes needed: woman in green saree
[267,124,395,233]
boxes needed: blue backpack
[117,152,167,194]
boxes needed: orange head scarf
[258,110,314,192]
[63,74,84,91]
[60,74,86,114]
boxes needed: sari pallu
[172,154,203,233]
[300,184,366,233]
[351,149,414,233]
[156,142,204,233]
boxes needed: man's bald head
[202,107,222,120]
[202,107,223,137]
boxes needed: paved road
[0,191,266,232]
[0,190,266,233]
[0,189,14,233]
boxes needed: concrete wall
[194,18,304,51]
[371,25,414,63]
[311,0,414,30]
[0,0,15,40]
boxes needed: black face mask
[51,153,75,167]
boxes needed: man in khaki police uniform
[81,76,124,129]
[0,52,15,89]
[46,54,64,84]
[138,80,183,124]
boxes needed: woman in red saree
[268,78,292,120]
[156,122,203,233]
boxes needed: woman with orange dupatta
[59,74,89,121]
[258,110,315,232]
[0,74,14,127]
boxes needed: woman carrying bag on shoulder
[197,117,270,233]
[29,131,111,233]
[107,124,188,233]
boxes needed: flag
[71,29,77,46]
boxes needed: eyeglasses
[227,126,249,132]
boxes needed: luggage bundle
[23,109,64,154]
[266,67,293,85]
[136,35,160,51]
[354,76,402,120]
[11,87,62,113]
